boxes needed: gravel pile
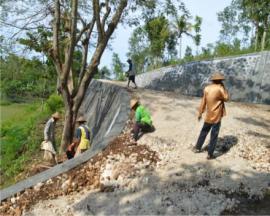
[0,127,159,216]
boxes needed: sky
[100,0,232,69]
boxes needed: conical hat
[130,99,139,109]
[52,112,60,119]
[210,72,225,81]
[76,116,87,122]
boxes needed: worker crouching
[66,116,92,159]
[130,99,154,141]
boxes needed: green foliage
[0,102,49,187]
[217,0,270,51]
[128,27,149,74]
[45,94,64,113]
[0,53,56,100]
[94,66,111,79]
[19,27,53,53]
[145,16,170,59]
[184,46,193,62]
[112,53,125,81]
[128,1,202,70]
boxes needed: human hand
[220,82,225,89]
[198,115,202,122]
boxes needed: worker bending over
[66,116,92,159]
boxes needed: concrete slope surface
[25,88,270,216]
[136,51,270,104]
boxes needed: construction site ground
[1,87,270,215]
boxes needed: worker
[130,99,154,141]
[193,72,229,159]
[126,59,137,89]
[42,112,61,164]
[73,116,92,157]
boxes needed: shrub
[45,93,64,113]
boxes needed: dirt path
[24,88,270,215]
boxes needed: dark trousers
[196,122,221,156]
[133,122,153,141]
[128,75,137,87]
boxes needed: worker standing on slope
[193,72,229,160]
[42,112,61,164]
[126,59,137,89]
[130,99,154,141]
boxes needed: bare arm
[44,120,51,141]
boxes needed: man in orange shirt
[193,72,229,159]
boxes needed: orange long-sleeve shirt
[198,83,229,124]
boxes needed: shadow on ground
[72,161,269,215]
[202,135,238,158]
[235,117,270,129]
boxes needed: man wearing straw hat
[193,72,229,160]
[42,112,61,164]
[69,116,92,157]
[130,99,154,141]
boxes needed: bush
[45,94,64,113]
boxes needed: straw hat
[130,99,139,109]
[52,112,60,119]
[210,72,225,81]
[76,116,87,123]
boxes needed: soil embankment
[18,87,270,215]
[0,80,130,203]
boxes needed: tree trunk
[179,37,182,59]
[60,104,77,152]
[254,22,259,51]
[261,29,267,51]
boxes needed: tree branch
[76,16,96,44]
[101,0,111,30]
[62,0,78,86]
[93,0,104,41]
[52,0,62,77]
[77,18,96,87]
[73,0,128,112]
[105,0,127,38]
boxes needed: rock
[11,197,16,204]
[46,178,53,185]
[14,207,22,216]
[61,179,71,193]
[34,182,44,191]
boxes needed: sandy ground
[23,88,270,215]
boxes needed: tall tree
[171,2,199,59]
[193,16,202,54]
[1,0,157,151]
[145,16,170,66]
[128,26,149,74]
[241,0,270,51]
[218,0,270,51]
[111,52,125,81]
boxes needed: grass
[0,103,33,122]
[0,101,49,188]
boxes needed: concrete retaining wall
[136,51,270,104]
[0,80,130,201]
